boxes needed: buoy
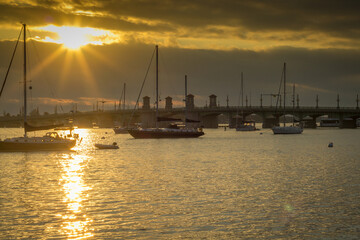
[328,142,333,147]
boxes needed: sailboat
[113,83,129,134]
[272,62,303,134]
[236,72,257,131]
[128,45,204,139]
[0,24,76,151]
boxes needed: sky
[0,0,359,115]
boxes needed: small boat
[95,142,119,149]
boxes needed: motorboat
[95,142,119,149]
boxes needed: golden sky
[0,0,359,113]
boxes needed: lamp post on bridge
[296,94,299,108]
[356,94,359,110]
[261,93,280,107]
[337,94,340,109]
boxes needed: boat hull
[0,140,76,152]
[113,127,129,134]
[128,128,204,139]
[272,126,303,134]
[95,144,119,149]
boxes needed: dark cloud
[0,0,359,42]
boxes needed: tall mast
[241,72,244,121]
[155,45,158,128]
[185,75,187,128]
[283,62,286,127]
[23,23,27,137]
[292,83,295,125]
[123,83,126,110]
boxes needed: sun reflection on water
[58,152,93,239]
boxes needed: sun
[39,25,114,50]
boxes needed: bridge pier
[202,114,218,128]
[340,118,357,128]
[302,119,317,128]
[262,117,279,128]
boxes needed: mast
[23,23,27,137]
[241,72,244,122]
[185,75,187,128]
[283,62,286,127]
[123,83,126,110]
[155,45,159,128]
[292,83,295,126]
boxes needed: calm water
[0,127,359,239]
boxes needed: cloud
[0,0,359,51]
[288,83,335,94]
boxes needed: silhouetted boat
[128,46,204,139]
[0,24,76,151]
[272,63,303,134]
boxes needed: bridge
[1,104,359,129]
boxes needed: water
[0,128,359,239]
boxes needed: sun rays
[25,24,117,100]
[38,25,116,50]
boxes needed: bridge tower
[165,96,172,110]
[142,96,150,110]
[209,94,217,108]
[296,94,299,108]
[186,94,195,109]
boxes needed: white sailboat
[272,63,303,134]
[128,45,204,139]
[0,24,76,151]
